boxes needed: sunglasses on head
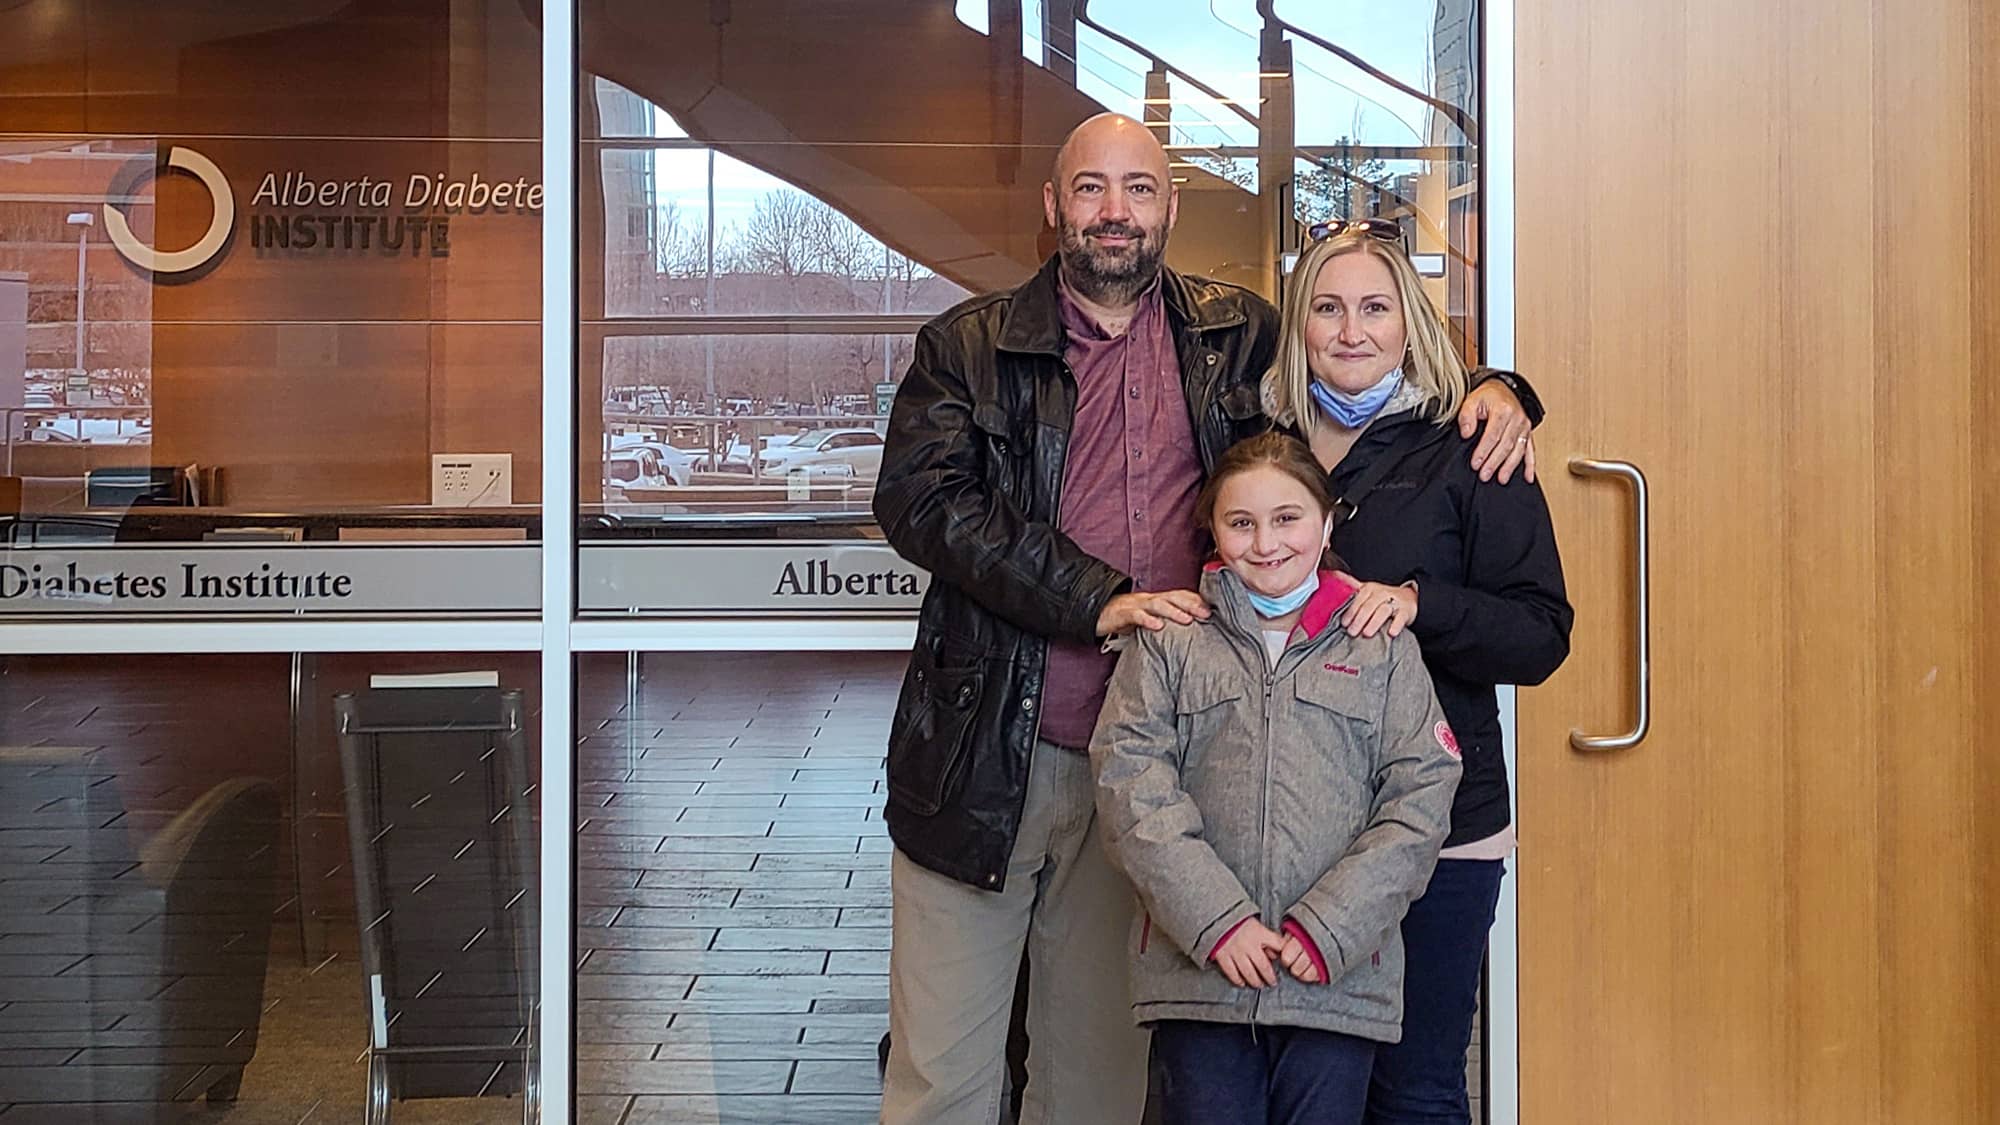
[1306,217,1405,245]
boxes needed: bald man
[873,114,1532,1124]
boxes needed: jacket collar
[1200,562,1359,642]
[997,255,1248,356]
[1324,405,1456,479]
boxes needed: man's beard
[1056,217,1168,307]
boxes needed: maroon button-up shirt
[1038,276,1207,750]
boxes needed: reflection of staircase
[580,0,1268,293]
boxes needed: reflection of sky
[645,3,1453,250]
[651,148,783,241]
[955,0,1440,147]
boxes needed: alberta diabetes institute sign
[105,145,541,279]
[0,546,542,614]
[1,544,927,615]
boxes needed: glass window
[576,4,1481,556]
[0,2,544,585]
[0,651,541,1119]
[584,332,905,529]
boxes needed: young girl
[1089,431,1462,1125]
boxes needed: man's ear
[1166,183,1180,231]
[1043,181,1059,230]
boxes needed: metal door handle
[1567,457,1649,751]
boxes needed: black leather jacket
[873,256,1278,890]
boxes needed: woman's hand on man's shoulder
[1458,379,1537,484]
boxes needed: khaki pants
[881,740,1148,1125]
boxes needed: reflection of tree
[735,190,818,277]
[655,201,707,278]
[603,334,920,411]
[728,190,935,291]
[613,189,957,408]
[1179,142,1391,225]
[1188,153,1254,191]
[1295,137,1390,223]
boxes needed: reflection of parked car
[673,437,736,471]
[689,437,768,475]
[603,448,683,499]
[757,428,884,478]
[607,436,691,486]
[22,391,56,408]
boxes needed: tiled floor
[0,650,897,1122]
[571,652,900,1125]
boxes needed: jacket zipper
[1024,361,1071,760]
[1204,595,1274,1036]
[1019,363,1070,785]
[991,363,1070,891]
[1207,572,1322,1034]
[1179,329,1224,468]
[1252,662,1275,1035]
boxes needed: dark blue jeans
[1364,858,1506,1125]
[1150,1019,1376,1125]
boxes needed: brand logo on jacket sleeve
[1434,721,1460,759]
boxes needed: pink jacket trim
[1201,563,1359,643]
[1280,918,1330,984]
[1296,570,1360,641]
[1208,917,1252,961]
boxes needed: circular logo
[103,146,235,279]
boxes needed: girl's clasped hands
[1211,917,1322,988]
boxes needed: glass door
[557,3,1489,1122]
[1,3,549,1121]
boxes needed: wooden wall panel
[0,0,87,130]
[1969,0,2000,1113]
[1516,0,1994,1119]
[0,0,541,511]
[151,321,431,504]
[432,323,541,503]
[1870,5,1980,1119]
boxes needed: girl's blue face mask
[1246,569,1319,618]
[1309,367,1404,429]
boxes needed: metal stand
[336,685,539,1125]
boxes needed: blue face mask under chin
[1310,367,1404,428]
[1245,568,1320,618]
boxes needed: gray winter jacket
[1089,565,1461,1042]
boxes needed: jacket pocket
[1293,671,1379,726]
[1216,381,1263,421]
[1173,675,1243,756]
[1176,673,1244,715]
[885,647,986,817]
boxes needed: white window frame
[1483,1,1523,1122]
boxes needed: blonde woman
[1265,219,1573,1124]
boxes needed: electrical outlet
[431,453,513,507]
